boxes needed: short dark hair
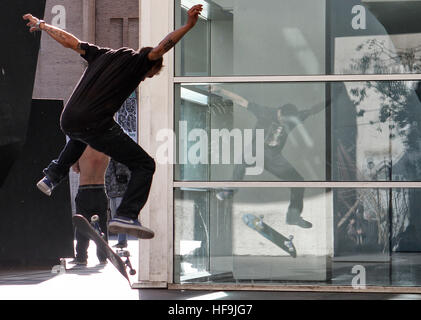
[278,103,298,116]
[139,47,164,72]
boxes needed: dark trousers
[234,148,304,216]
[44,121,155,220]
[74,185,108,261]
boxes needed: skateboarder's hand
[22,14,42,33]
[209,95,232,116]
[186,4,203,28]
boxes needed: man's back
[60,45,155,133]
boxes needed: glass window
[173,0,421,290]
[175,0,421,76]
[174,187,334,284]
[173,81,421,182]
[173,187,421,286]
[174,82,327,181]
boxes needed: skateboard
[72,214,130,283]
[242,214,297,258]
[115,246,136,276]
[90,215,136,276]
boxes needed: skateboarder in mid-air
[213,87,326,229]
[23,4,204,239]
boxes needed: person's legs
[38,138,87,195]
[74,185,109,263]
[265,152,311,228]
[109,197,128,247]
[92,186,109,262]
[80,123,155,238]
[45,138,88,183]
[215,163,247,201]
[74,188,90,264]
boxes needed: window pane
[173,81,421,181]
[174,82,326,181]
[174,187,409,286]
[175,0,421,76]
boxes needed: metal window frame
[173,181,421,188]
[169,2,421,292]
[173,74,421,188]
[174,74,421,83]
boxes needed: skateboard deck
[72,214,130,283]
[242,214,297,258]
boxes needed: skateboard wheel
[91,215,99,223]
[129,269,136,276]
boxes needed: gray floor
[1,267,421,300]
[138,289,421,300]
[1,240,421,300]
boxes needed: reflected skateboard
[242,214,297,258]
[72,214,130,283]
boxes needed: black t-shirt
[247,102,312,152]
[60,42,156,133]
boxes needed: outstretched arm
[308,101,325,115]
[23,14,85,55]
[211,86,249,108]
[148,4,203,61]
[299,98,331,121]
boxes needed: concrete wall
[33,0,140,214]
[33,0,140,103]
[33,1,84,103]
[138,0,173,286]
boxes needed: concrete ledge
[132,281,168,289]
[168,283,421,294]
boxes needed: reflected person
[213,87,326,229]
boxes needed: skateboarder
[106,159,130,248]
[213,87,326,229]
[23,4,204,238]
[70,146,109,265]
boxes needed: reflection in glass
[175,0,421,76]
[175,83,326,182]
[175,187,421,286]
[333,80,421,182]
[392,188,421,253]
[171,187,421,286]
[174,187,332,284]
[331,1,421,75]
[174,81,421,182]
[174,188,210,282]
[333,188,389,258]
[176,0,326,76]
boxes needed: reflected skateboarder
[213,87,326,229]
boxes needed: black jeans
[44,121,155,220]
[234,148,304,216]
[74,185,108,261]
